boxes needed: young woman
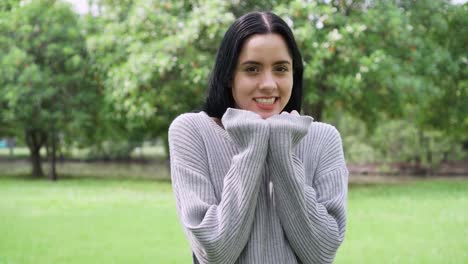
[169,11,348,264]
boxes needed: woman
[169,11,348,264]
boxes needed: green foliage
[0,0,466,163]
[0,0,99,176]
[371,120,466,165]
[274,1,417,126]
[86,141,141,160]
[273,0,467,165]
[82,0,467,159]
[335,111,467,167]
[85,0,235,147]
[82,0,309,154]
[0,0,20,12]
[404,1,468,140]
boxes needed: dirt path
[349,174,467,185]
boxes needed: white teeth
[254,98,276,104]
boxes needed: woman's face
[231,33,293,119]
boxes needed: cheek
[281,78,293,95]
[280,77,293,106]
[231,87,240,106]
[231,80,251,107]
[233,77,253,95]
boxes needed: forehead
[238,33,292,63]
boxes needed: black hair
[203,11,304,118]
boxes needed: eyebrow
[240,60,291,65]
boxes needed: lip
[253,97,278,111]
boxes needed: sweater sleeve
[168,109,269,264]
[267,113,348,264]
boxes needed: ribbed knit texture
[168,108,348,264]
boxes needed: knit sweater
[168,108,348,264]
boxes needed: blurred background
[0,0,467,263]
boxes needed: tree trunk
[418,129,430,176]
[426,136,433,176]
[48,128,58,181]
[25,129,47,178]
[310,99,324,122]
[31,147,43,177]
[303,84,326,122]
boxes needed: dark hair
[203,11,304,118]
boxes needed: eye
[275,65,290,73]
[245,66,259,73]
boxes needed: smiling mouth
[253,97,278,105]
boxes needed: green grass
[338,179,467,264]
[0,176,190,264]
[0,176,466,263]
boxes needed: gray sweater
[168,108,348,264]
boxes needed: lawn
[0,175,466,263]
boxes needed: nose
[259,71,277,91]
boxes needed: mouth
[253,97,278,111]
[253,97,278,105]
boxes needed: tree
[84,0,466,162]
[272,0,418,127]
[0,0,98,179]
[85,0,308,157]
[274,0,466,169]
[401,0,467,140]
[86,0,237,155]
[393,0,468,167]
[0,0,20,12]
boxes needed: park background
[0,0,467,263]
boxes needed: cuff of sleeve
[268,114,313,147]
[221,108,269,148]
